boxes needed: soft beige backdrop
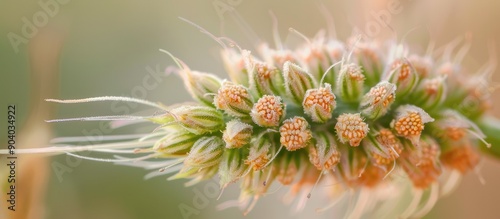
[1,0,499,218]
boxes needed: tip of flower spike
[308,145,340,170]
[279,117,312,151]
[335,113,369,147]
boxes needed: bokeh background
[1,0,500,218]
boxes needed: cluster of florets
[44,26,497,217]
[140,29,496,216]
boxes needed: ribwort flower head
[39,20,500,219]
[335,113,369,147]
[184,136,225,168]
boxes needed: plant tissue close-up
[2,0,500,219]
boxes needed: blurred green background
[1,0,500,218]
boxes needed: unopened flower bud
[386,58,419,97]
[154,132,200,156]
[222,120,253,149]
[363,129,402,167]
[245,53,283,97]
[283,61,317,104]
[275,152,300,185]
[219,149,249,188]
[309,131,340,170]
[246,134,275,171]
[302,83,336,123]
[170,165,219,184]
[335,113,369,147]
[250,95,286,127]
[360,81,396,120]
[412,76,447,110]
[353,41,382,86]
[151,106,224,135]
[391,105,434,146]
[337,63,365,102]
[221,48,249,86]
[279,116,312,151]
[214,81,253,118]
[432,110,489,146]
[179,68,222,107]
[184,136,225,168]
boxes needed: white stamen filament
[65,152,156,163]
[319,60,343,85]
[46,96,167,111]
[50,133,147,144]
[0,140,156,155]
[46,115,158,123]
[399,188,423,219]
[178,17,227,50]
